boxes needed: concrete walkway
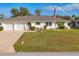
[0,31,24,53]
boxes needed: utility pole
[50,7,56,17]
[54,7,56,16]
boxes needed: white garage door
[3,24,13,31]
[14,24,24,30]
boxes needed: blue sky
[0,3,79,18]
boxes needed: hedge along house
[0,16,70,31]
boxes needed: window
[71,21,76,27]
[46,22,49,26]
[77,21,79,24]
[36,22,40,25]
[46,22,52,26]
[68,23,70,25]
[49,22,52,26]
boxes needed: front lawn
[14,29,79,52]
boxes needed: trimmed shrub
[56,22,65,29]
[43,25,47,30]
[0,27,3,31]
[36,28,42,32]
[30,27,35,31]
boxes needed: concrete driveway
[0,31,24,53]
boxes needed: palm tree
[35,9,42,16]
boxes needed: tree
[20,7,30,16]
[71,14,76,20]
[35,9,42,16]
[10,7,31,17]
[75,17,79,20]
[72,14,75,17]
[10,8,19,17]
[0,14,5,19]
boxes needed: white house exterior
[0,16,71,31]
[2,23,29,31]
[70,20,79,28]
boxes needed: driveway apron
[0,31,24,53]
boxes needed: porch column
[24,24,25,31]
[13,24,14,31]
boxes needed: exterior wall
[2,23,29,31]
[25,24,29,30]
[46,23,58,29]
[31,22,58,29]
[2,23,13,31]
[75,22,79,27]
[31,22,35,27]
[69,21,79,28]
[64,23,70,29]
[31,22,70,29]
[31,22,46,29]
[14,24,24,30]
[2,22,59,31]
[1,22,71,31]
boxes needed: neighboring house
[70,20,79,28]
[0,16,71,31]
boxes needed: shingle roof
[0,19,4,22]
[2,16,70,24]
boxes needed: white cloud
[63,4,79,11]
[45,5,64,11]
[45,4,79,11]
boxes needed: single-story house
[0,16,71,31]
[69,20,79,28]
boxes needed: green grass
[14,29,79,52]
